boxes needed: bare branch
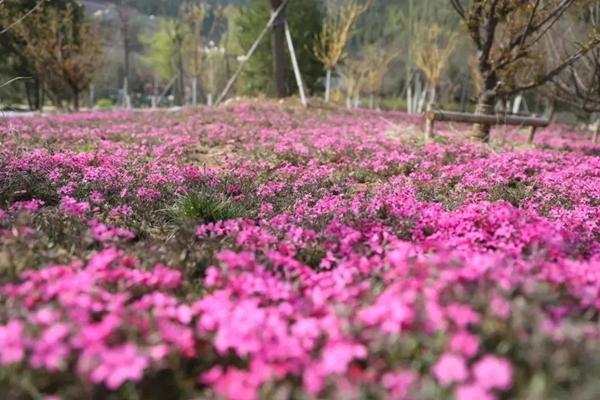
[449,0,465,20]
[0,0,45,35]
[0,76,31,89]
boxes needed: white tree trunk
[123,77,131,109]
[416,83,427,113]
[325,69,332,103]
[407,84,413,113]
[412,76,423,113]
[192,76,198,106]
[284,21,307,107]
[512,94,523,114]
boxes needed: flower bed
[0,102,599,399]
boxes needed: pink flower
[89,220,134,242]
[60,196,90,217]
[446,304,481,328]
[382,370,418,399]
[88,248,119,270]
[449,331,479,358]
[0,320,26,365]
[136,187,161,201]
[89,191,105,203]
[318,340,367,375]
[490,296,511,319]
[455,383,495,400]
[201,360,275,400]
[472,355,512,390]
[432,353,468,385]
[87,344,149,389]
[10,199,44,212]
[109,204,133,218]
[30,323,70,370]
[0,208,6,220]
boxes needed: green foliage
[95,98,114,108]
[297,244,327,269]
[141,19,190,82]
[489,179,535,208]
[167,191,244,224]
[233,0,324,96]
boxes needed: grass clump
[167,192,244,225]
[489,179,534,207]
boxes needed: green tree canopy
[233,0,323,96]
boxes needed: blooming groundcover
[0,102,599,399]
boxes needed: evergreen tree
[233,0,323,97]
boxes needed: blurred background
[0,0,598,128]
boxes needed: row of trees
[1,0,600,144]
[0,1,100,111]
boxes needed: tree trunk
[416,85,427,113]
[527,126,537,144]
[192,76,198,106]
[122,15,130,109]
[460,83,467,112]
[123,77,130,108]
[427,84,437,109]
[271,0,287,98]
[24,80,40,111]
[89,84,95,108]
[44,84,62,110]
[152,74,158,108]
[512,94,523,115]
[472,92,496,143]
[369,94,374,109]
[176,43,185,106]
[38,82,44,113]
[73,88,80,112]
[424,107,434,143]
[594,120,599,144]
[407,81,413,113]
[325,69,332,103]
[543,98,555,121]
[424,85,437,142]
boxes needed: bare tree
[9,3,101,111]
[363,44,399,108]
[450,0,600,142]
[547,4,600,143]
[413,23,459,110]
[337,56,369,108]
[313,0,370,102]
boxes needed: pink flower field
[0,102,599,399]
